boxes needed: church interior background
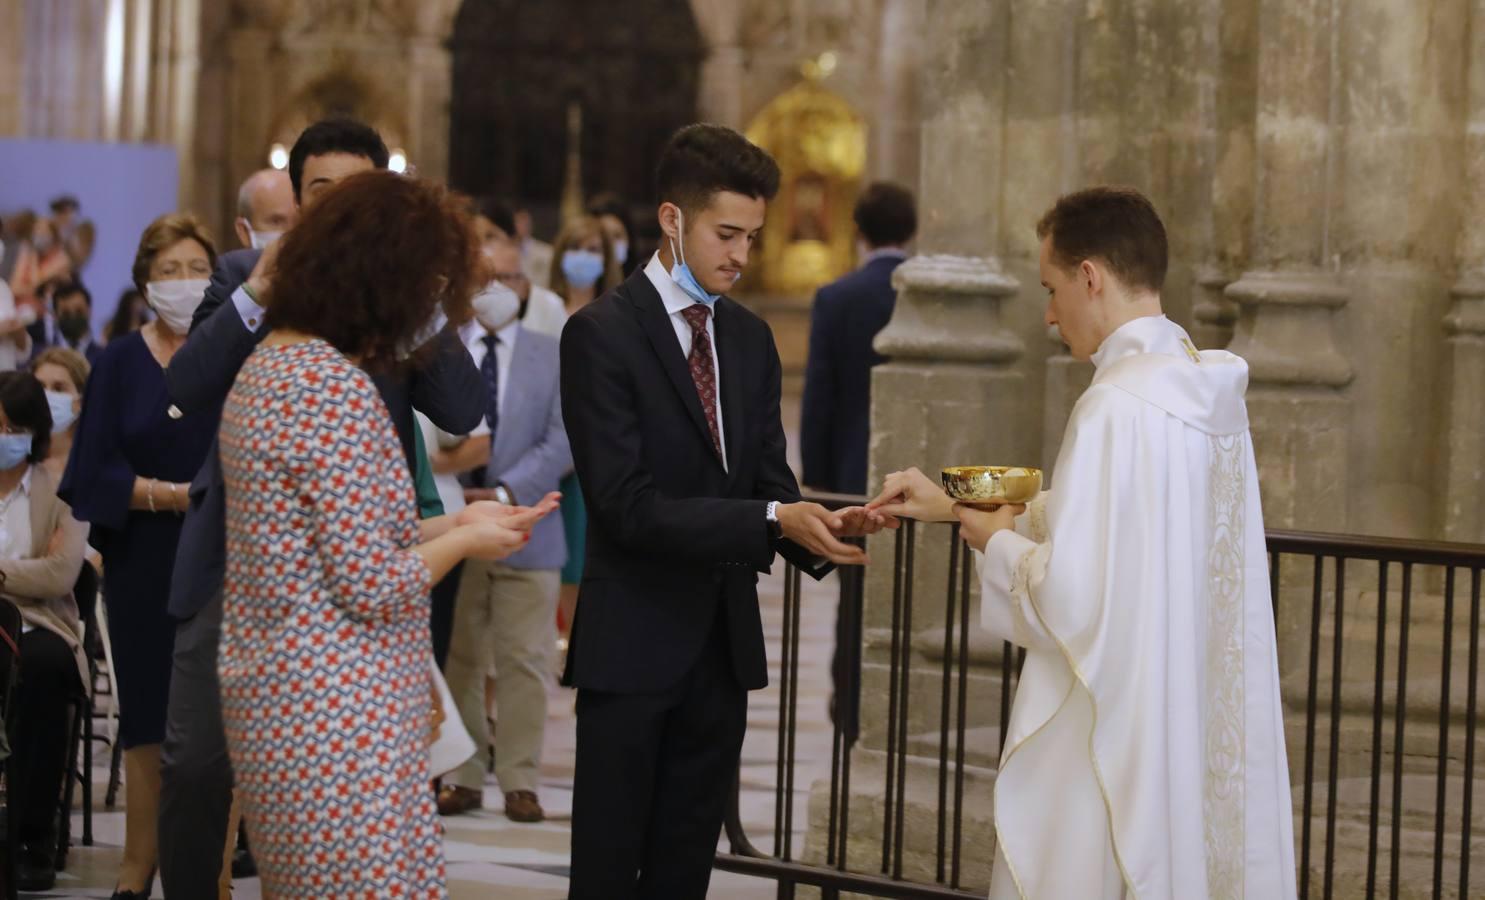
[4,0,1485,896]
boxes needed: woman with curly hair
[217,170,554,897]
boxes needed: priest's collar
[1090,314,1187,370]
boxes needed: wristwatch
[765,500,783,540]
[493,483,516,506]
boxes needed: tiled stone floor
[26,560,842,900]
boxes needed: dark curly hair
[656,124,780,215]
[263,171,479,374]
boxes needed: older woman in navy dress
[61,213,218,900]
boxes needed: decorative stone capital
[873,254,1022,363]
[1191,263,1237,349]
[1225,269,1352,387]
[1446,271,1485,337]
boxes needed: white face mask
[245,224,282,250]
[146,278,209,334]
[472,280,521,331]
[45,389,78,433]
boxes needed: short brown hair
[1035,187,1167,294]
[264,171,478,373]
[32,347,90,393]
[132,213,218,295]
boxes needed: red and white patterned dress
[218,340,444,898]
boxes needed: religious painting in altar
[742,63,865,297]
[447,0,702,238]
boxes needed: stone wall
[866,0,1484,545]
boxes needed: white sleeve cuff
[231,285,267,332]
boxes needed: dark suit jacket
[799,253,905,495]
[559,268,829,695]
[164,247,485,619]
[26,317,104,367]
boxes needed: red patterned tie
[680,304,723,459]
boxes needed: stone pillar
[1328,0,1467,541]
[1440,0,1485,544]
[691,0,745,128]
[1440,276,1485,544]
[406,35,452,184]
[800,2,1021,888]
[1223,0,1350,536]
[225,28,276,211]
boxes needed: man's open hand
[776,501,869,565]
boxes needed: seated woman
[32,346,88,483]
[217,170,556,897]
[0,371,89,892]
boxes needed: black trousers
[568,614,748,900]
[13,627,81,848]
[430,561,464,671]
[158,589,233,898]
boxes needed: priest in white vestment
[868,187,1296,900]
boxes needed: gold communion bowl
[941,466,1043,509]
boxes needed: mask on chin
[666,209,739,307]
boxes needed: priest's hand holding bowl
[953,503,1026,552]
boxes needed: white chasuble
[977,315,1296,900]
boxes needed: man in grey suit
[436,275,572,824]
[157,119,487,898]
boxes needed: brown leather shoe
[437,785,483,816]
[504,790,544,823]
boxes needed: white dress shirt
[643,253,727,471]
[460,317,520,433]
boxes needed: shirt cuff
[402,309,448,357]
[231,285,267,332]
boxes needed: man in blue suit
[436,261,572,824]
[800,181,917,496]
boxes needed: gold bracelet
[173,482,184,514]
[147,479,157,514]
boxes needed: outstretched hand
[456,492,562,532]
[833,505,899,536]
[776,501,870,566]
[866,467,956,523]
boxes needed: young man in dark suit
[801,181,917,496]
[560,124,894,899]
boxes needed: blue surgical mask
[45,390,77,433]
[612,239,629,264]
[561,249,605,289]
[0,433,32,469]
[667,210,735,307]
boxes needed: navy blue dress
[60,331,214,748]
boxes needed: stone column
[1440,0,1485,545]
[800,2,1021,889]
[1223,0,1351,535]
[691,0,745,128]
[406,34,452,184]
[225,28,276,211]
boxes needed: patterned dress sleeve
[295,364,432,624]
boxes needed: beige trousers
[444,560,559,794]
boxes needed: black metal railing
[715,500,1485,900]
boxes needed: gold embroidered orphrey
[1204,433,1247,898]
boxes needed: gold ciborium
[941,466,1043,510]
